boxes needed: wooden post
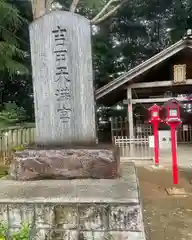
[127,87,134,138]
[127,87,134,156]
[111,117,114,144]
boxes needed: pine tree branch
[91,0,126,25]
[91,0,117,23]
[70,0,80,13]
[0,25,29,46]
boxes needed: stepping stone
[165,187,189,196]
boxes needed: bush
[0,222,31,240]
[12,145,25,152]
[0,102,27,126]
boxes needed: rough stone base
[0,163,146,240]
[9,147,120,181]
[0,203,145,240]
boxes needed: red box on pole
[163,99,182,184]
[148,104,162,166]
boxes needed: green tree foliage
[56,0,126,20]
[0,221,31,239]
[92,0,192,88]
[0,0,29,75]
[166,0,192,41]
[1,0,192,124]
[0,0,34,122]
[0,102,27,125]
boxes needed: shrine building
[95,30,192,161]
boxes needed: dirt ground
[137,166,192,240]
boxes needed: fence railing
[111,117,192,143]
[134,124,152,138]
[0,126,35,165]
[177,124,192,143]
[111,117,129,138]
[114,136,153,160]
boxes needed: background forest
[0,0,191,126]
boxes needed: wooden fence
[111,117,153,139]
[0,126,35,165]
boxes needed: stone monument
[30,10,96,146]
[9,10,119,180]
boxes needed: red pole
[153,122,159,165]
[170,125,178,184]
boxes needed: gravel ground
[137,166,192,240]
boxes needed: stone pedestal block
[9,146,120,181]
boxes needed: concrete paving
[121,144,192,168]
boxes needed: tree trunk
[30,0,52,20]
[91,0,127,25]
[70,0,80,12]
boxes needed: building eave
[96,39,191,100]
